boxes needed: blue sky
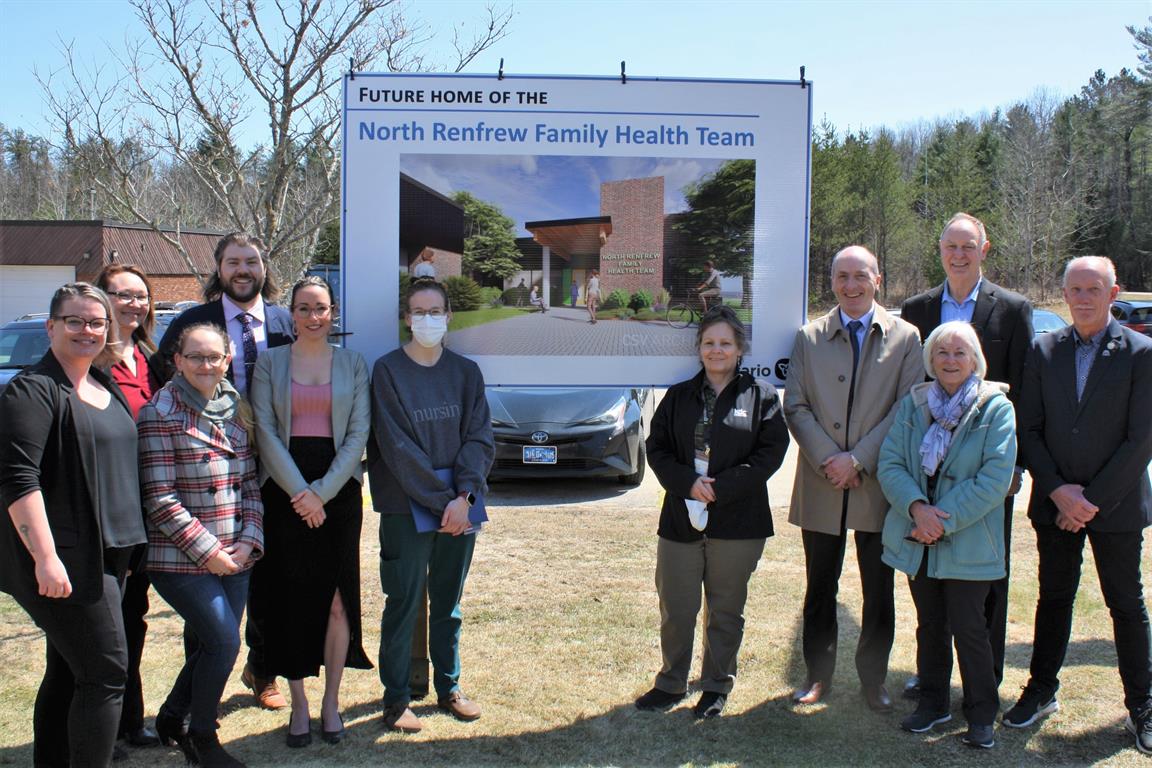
[402,154,728,236]
[1,0,1147,144]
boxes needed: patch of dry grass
[1,458,1150,767]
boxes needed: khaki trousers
[654,536,766,694]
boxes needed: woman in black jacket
[635,306,790,719]
[0,283,147,767]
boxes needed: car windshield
[1032,310,1065,333]
[0,325,50,368]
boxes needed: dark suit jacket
[901,279,1033,405]
[1019,319,1152,532]
[0,351,134,604]
[150,298,294,385]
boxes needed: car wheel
[619,439,646,486]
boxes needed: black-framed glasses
[55,315,110,332]
[109,290,150,304]
[181,353,227,367]
[410,308,447,318]
[293,304,332,317]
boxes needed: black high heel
[321,713,345,744]
[286,717,312,748]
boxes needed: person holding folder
[367,280,494,734]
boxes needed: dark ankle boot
[189,731,245,768]
[156,706,196,764]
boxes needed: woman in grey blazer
[250,277,372,748]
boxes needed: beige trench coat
[784,305,924,535]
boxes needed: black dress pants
[908,561,998,726]
[118,569,150,735]
[1027,523,1152,713]
[16,573,128,768]
[982,495,1013,684]
[801,527,894,686]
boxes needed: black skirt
[260,437,372,679]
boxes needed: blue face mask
[410,314,448,348]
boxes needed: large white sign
[342,73,812,386]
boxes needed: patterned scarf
[919,375,979,477]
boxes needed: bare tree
[39,0,511,288]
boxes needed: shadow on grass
[486,477,642,507]
[1004,638,1121,672]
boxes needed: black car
[0,318,52,394]
[1113,299,1152,338]
[487,387,652,485]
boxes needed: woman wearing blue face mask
[366,281,494,734]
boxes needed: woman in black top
[635,306,789,719]
[0,283,147,767]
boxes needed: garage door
[0,266,76,322]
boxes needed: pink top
[290,381,333,437]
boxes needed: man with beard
[152,232,295,712]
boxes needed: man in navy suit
[1003,256,1152,756]
[900,212,1033,694]
[153,232,294,711]
[153,232,294,391]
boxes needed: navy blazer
[150,298,294,385]
[901,279,1033,405]
[1019,319,1152,532]
[0,352,134,604]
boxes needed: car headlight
[578,398,628,437]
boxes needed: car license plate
[522,445,557,464]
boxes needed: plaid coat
[138,383,263,573]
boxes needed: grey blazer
[251,345,370,502]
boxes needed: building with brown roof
[0,220,223,321]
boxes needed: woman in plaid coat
[138,322,263,768]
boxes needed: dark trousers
[982,495,1013,684]
[1026,523,1152,713]
[15,573,128,768]
[908,563,999,726]
[801,528,894,686]
[118,570,150,735]
[378,514,476,707]
[243,556,269,677]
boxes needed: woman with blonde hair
[0,283,146,765]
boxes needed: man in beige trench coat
[784,245,924,712]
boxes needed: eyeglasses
[410,309,447,318]
[55,315,110,332]
[181,353,227,367]
[293,304,332,317]
[109,291,150,304]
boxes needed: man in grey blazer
[784,246,924,712]
[1004,256,1152,755]
[900,213,1033,695]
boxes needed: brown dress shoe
[792,680,829,705]
[240,663,288,710]
[438,690,481,721]
[863,683,893,713]
[382,703,423,733]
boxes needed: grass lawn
[448,306,526,332]
[1,450,1149,767]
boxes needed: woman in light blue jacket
[878,321,1016,750]
[250,276,372,748]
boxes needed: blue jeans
[378,514,475,706]
[150,569,250,734]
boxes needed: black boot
[156,706,196,764]
[189,731,245,768]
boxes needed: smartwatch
[458,491,476,507]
